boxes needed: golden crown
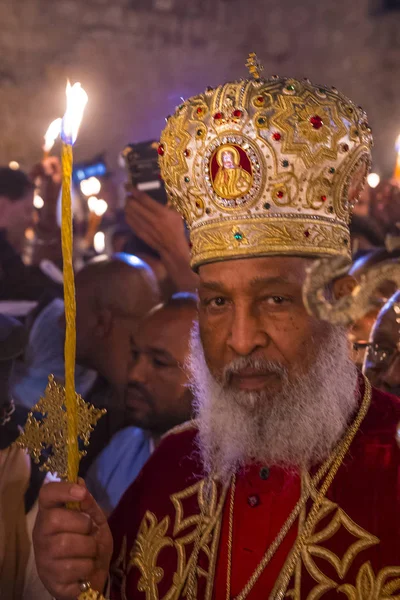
[158,59,373,269]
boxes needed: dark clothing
[0,230,62,302]
[79,376,124,478]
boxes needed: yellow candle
[61,82,88,482]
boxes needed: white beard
[188,324,359,485]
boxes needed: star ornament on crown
[158,54,373,270]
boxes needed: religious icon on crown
[211,144,253,199]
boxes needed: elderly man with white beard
[33,65,400,600]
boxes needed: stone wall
[1,0,400,176]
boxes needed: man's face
[348,309,380,370]
[222,152,235,169]
[0,190,34,250]
[364,301,400,396]
[125,307,194,434]
[73,285,144,390]
[353,185,370,217]
[198,256,327,394]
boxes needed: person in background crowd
[86,293,196,514]
[370,179,400,238]
[363,290,400,397]
[349,214,384,258]
[0,314,52,600]
[352,183,371,218]
[348,249,400,369]
[125,186,199,297]
[11,253,161,473]
[29,157,63,270]
[0,164,62,307]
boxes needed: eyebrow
[200,276,293,292]
[132,343,176,362]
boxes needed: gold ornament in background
[386,234,400,252]
[14,375,105,480]
[158,53,372,270]
[303,256,400,326]
[246,52,264,80]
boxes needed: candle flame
[367,173,380,189]
[94,231,106,254]
[61,82,88,145]
[80,177,101,197]
[33,194,45,209]
[88,196,108,216]
[43,118,62,153]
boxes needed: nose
[227,304,269,357]
[128,354,149,385]
[382,353,400,392]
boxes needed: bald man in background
[11,253,161,473]
[86,293,197,514]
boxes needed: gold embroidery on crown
[159,74,373,269]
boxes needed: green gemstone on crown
[234,232,243,241]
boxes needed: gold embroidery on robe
[273,478,388,600]
[125,479,226,600]
[338,562,400,599]
[130,513,173,598]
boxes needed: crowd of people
[0,68,399,600]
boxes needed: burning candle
[80,176,101,197]
[394,134,400,183]
[61,81,88,483]
[88,196,108,216]
[85,196,108,248]
[43,118,62,158]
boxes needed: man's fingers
[124,219,161,251]
[49,533,97,560]
[46,558,96,585]
[126,196,159,224]
[128,187,164,215]
[36,507,92,537]
[38,482,87,510]
[79,488,108,530]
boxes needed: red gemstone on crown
[214,112,223,120]
[277,190,284,198]
[272,132,281,141]
[157,144,165,156]
[196,107,203,114]
[304,230,311,238]
[257,96,264,104]
[321,195,327,202]
[233,109,243,118]
[310,115,323,129]
[184,149,191,157]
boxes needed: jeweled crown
[158,63,373,269]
